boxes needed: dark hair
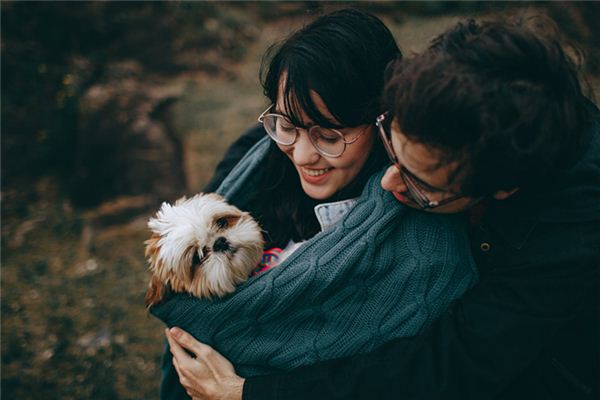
[385,17,595,197]
[250,9,401,248]
[261,8,400,129]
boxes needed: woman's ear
[492,188,519,200]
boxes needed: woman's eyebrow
[273,108,317,128]
[274,105,342,129]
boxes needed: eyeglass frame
[258,105,367,158]
[375,112,467,210]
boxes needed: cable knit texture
[150,136,478,376]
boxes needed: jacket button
[480,242,491,252]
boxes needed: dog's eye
[216,217,229,230]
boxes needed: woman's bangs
[282,65,344,129]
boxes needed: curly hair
[385,17,595,197]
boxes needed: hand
[166,327,245,400]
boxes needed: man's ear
[492,188,519,201]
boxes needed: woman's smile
[299,167,333,183]
[301,167,332,177]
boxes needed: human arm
[166,327,244,400]
[242,219,599,399]
[156,173,478,398]
[160,217,598,400]
[203,124,266,192]
[157,190,598,399]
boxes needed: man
[165,17,600,400]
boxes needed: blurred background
[2,2,599,399]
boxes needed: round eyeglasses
[376,112,467,210]
[258,105,366,158]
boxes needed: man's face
[380,120,478,214]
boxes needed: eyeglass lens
[399,169,430,208]
[262,114,345,157]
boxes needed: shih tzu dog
[144,193,264,307]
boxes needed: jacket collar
[481,197,539,250]
[480,111,600,248]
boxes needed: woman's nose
[381,165,407,193]
[291,130,320,165]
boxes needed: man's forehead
[395,130,450,171]
[393,122,467,189]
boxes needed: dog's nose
[213,236,230,252]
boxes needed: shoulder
[471,203,600,282]
[401,211,470,250]
[204,125,266,192]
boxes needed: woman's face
[275,89,374,200]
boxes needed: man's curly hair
[385,16,596,197]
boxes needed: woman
[153,9,476,399]
[207,7,398,251]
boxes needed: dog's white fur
[145,193,264,307]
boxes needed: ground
[2,3,599,399]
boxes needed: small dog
[144,193,264,307]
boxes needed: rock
[72,64,187,207]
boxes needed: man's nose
[292,130,320,165]
[380,165,407,193]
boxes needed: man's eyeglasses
[258,105,366,158]
[376,112,466,210]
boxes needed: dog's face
[145,193,264,307]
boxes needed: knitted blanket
[150,136,477,376]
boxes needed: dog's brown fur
[144,233,166,308]
[144,194,264,309]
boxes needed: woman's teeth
[303,168,331,177]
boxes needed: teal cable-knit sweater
[151,136,478,376]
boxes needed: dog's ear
[145,233,167,309]
[145,275,171,309]
[174,196,188,206]
[144,233,161,263]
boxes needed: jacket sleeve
[242,219,599,400]
[203,124,266,192]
